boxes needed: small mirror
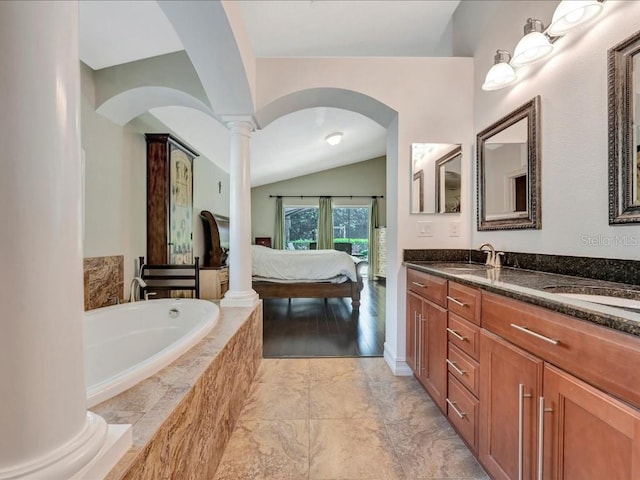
[477,96,541,230]
[609,30,640,224]
[411,143,462,214]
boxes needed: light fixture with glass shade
[511,18,554,67]
[548,0,603,36]
[482,50,518,91]
[325,132,343,146]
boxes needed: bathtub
[85,298,219,408]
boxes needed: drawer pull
[510,323,560,346]
[446,327,466,341]
[446,398,467,418]
[411,281,426,288]
[446,359,467,376]
[447,295,467,307]
[518,384,533,480]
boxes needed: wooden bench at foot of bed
[252,261,368,310]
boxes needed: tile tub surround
[213,358,489,480]
[403,249,640,286]
[93,303,263,480]
[404,261,640,336]
[84,255,124,310]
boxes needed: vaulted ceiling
[79,0,461,186]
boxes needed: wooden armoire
[145,134,198,265]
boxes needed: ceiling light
[325,132,343,146]
[482,50,518,91]
[548,0,603,36]
[511,18,553,67]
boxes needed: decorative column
[0,2,107,479]
[220,119,260,307]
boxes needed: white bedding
[251,245,358,282]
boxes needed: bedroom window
[284,205,370,259]
[284,206,318,249]
[333,206,369,259]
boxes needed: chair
[138,256,200,299]
[333,243,353,255]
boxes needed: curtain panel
[274,196,284,249]
[317,196,333,249]
[368,198,379,269]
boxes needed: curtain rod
[269,195,384,199]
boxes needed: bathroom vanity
[404,260,640,480]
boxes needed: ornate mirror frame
[476,96,541,231]
[435,145,462,213]
[608,30,640,224]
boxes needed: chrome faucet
[478,243,505,269]
[144,291,157,301]
[478,243,495,267]
[129,276,147,302]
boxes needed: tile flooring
[213,358,489,480]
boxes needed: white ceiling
[78,0,460,186]
[237,0,459,57]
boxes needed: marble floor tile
[310,379,381,420]
[255,358,310,384]
[369,379,441,425]
[309,418,405,480]
[215,358,489,480]
[384,417,489,480]
[358,357,407,383]
[308,358,367,382]
[213,419,309,480]
[240,381,309,420]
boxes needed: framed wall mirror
[609,30,640,224]
[410,143,462,214]
[477,96,541,230]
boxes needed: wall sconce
[481,0,605,91]
[511,18,553,67]
[482,50,517,91]
[548,0,603,36]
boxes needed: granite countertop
[404,261,640,337]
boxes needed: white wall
[455,0,640,259]
[193,156,231,261]
[81,63,230,294]
[255,56,474,371]
[251,156,386,241]
[81,63,146,289]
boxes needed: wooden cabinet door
[542,365,640,480]
[480,330,543,480]
[406,292,421,374]
[421,300,447,412]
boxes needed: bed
[251,245,368,309]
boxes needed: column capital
[220,115,259,132]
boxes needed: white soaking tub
[85,298,219,408]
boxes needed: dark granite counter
[404,261,640,337]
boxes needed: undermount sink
[543,285,640,311]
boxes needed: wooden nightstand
[200,266,229,300]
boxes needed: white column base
[0,412,108,480]
[71,424,132,480]
[220,289,260,308]
[384,343,413,376]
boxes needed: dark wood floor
[262,278,386,358]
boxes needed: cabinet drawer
[482,291,640,408]
[447,343,480,397]
[407,269,447,307]
[219,268,229,283]
[447,374,479,454]
[447,282,481,325]
[447,312,480,360]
